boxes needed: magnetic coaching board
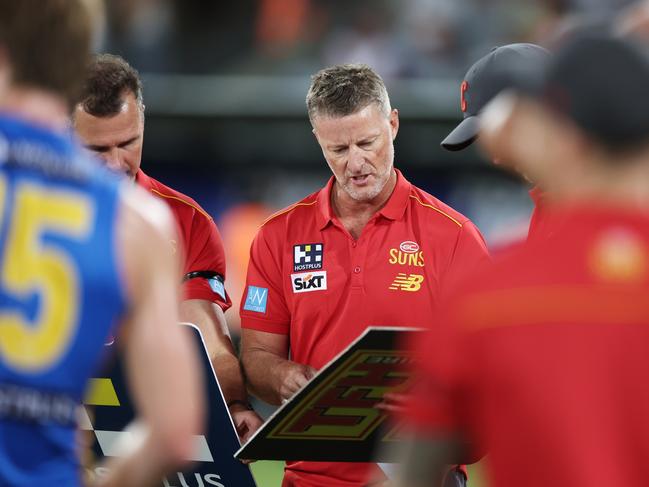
[82,323,257,487]
[236,327,422,463]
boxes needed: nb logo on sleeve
[291,271,327,293]
[389,274,424,292]
[243,286,268,313]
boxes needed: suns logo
[389,241,424,267]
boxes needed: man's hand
[241,329,317,405]
[229,404,264,444]
[277,361,317,402]
[375,392,412,415]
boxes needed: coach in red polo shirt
[401,35,649,487]
[240,64,489,487]
[73,54,262,440]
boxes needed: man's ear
[389,108,399,140]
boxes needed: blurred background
[92,0,639,331]
[89,1,637,483]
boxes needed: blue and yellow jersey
[0,114,127,486]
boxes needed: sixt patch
[291,271,327,293]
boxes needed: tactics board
[82,323,257,487]
[235,327,421,463]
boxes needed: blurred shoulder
[120,182,177,248]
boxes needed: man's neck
[0,87,69,133]
[332,169,397,239]
[559,157,649,210]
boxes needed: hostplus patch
[293,243,323,272]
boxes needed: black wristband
[183,270,223,283]
[227,399,253,411]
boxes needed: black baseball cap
[441,43,550,151]
[520,35,649,152]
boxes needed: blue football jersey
[0,114,127,486]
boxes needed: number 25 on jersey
[0,175,94,372]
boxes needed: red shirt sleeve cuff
[240,316,289,335]
[181,282,232,311]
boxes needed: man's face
[73,91,144,180]
[480,92,555,184]
[313,104,399,203]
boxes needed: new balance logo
[294,243,323,271]
[243,286,268,313]
[389,274,424,292]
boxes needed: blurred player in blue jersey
[0,1,204,486]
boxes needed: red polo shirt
[240,169,489,486]
[136,169,231,310]
[411,204,649,487]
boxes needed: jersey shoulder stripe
[150,188,212,220]
[261,199,318,227]
[409,194,464,228]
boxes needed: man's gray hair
[306,64,391,122]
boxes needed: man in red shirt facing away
[439,43,551,242]
[239,64,489,487]
[73,54,262,441]
[444,12,649,243]
[400,35,649,487]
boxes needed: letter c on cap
[461,81,469,113]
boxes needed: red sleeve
[406,308,462,431]
[440,221,490,302]
[181,210,232,311]
[405,300,484,467]
[239,225,290,335]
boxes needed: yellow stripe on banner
[84,378,120,406]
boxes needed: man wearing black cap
[441,43,550,152]
[441,43,552,241]
[398,34,649,487]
